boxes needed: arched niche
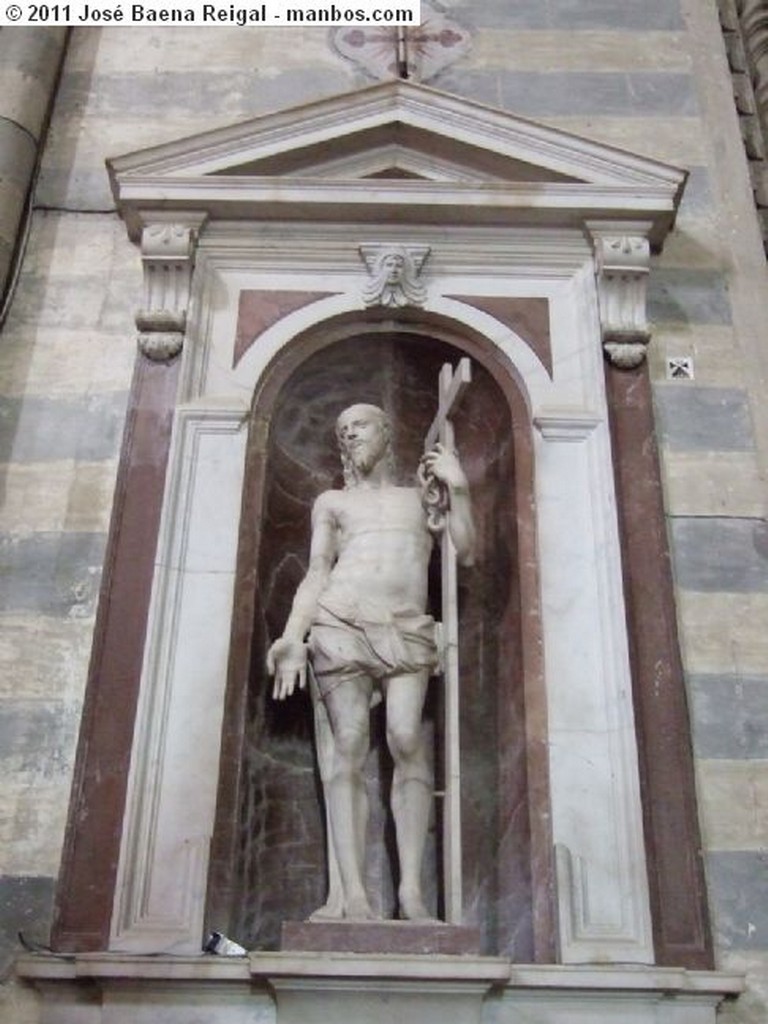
[207,317,553,960]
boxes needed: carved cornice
[533,410,601,442]
[108,80,685,251]
[588,226,652,369]
[136,216,206,361]
[719,0,768,253]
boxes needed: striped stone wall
[0,212,136,978]
[0,215,136,1024]
[1,3,768,1020]
[652,6,768,1021]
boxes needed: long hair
[336,404,396,489]
[361,245,427,308]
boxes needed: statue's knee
[387,725,423,761]
[333,724,368,765]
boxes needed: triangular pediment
[204,123,582,186]
[108,79,686,246]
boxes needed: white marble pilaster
[110,402,249,953]
[533,409,654,964]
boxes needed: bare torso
[316,485,432,618]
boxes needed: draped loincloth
[308,598,438,698]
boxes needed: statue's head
[381,250,406,285]
[336,403,395,488]
[361,245,427,308]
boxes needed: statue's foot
[398,888,437,923]
[308,898,344,922]
[344,895,377,921]
[308,891,378,922]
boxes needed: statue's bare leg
[384,671,435,922]
[308,674,344,921]
[323,676,376,920]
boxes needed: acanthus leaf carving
[137,332,185,362]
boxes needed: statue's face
[382,252,405,285]
[337,404,389,475]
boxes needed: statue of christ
[268,402,475,921]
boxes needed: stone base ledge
[17,951,252,982]
[16,953,744,1024]
[507,963,744,996]
[17,951,744,994]
[253,950,509,983]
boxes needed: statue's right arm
[268,493,337,700]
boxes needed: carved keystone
[136,218,205,361]
[589,227,652,370]
[359,243,430,308]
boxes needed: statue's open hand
[267,637,308,700]
[419,443,468,490]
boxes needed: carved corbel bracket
[136,217,206,361]
[359,243,430,308]
[589,226,652,370]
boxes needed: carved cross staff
[424,356,472,925]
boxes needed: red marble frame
[51,355,181,951]
[606,363,713,969]
[50,298,713,970]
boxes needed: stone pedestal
[281,920,481,955]
[257,951,509,1024]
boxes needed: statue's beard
[343,435,390,481]
[349,444,378,476]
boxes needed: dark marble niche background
[230,332,532,956]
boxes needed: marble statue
[268,402,475,922]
